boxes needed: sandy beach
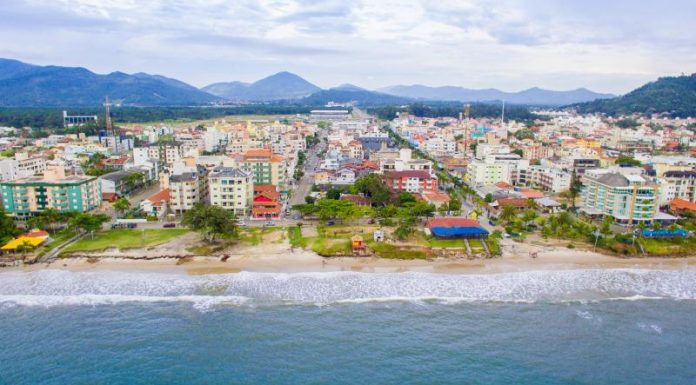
[11,237,696,275]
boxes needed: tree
[354,174,391,206]
[326,188,342,200]
[499,206,517,225]
[568,170,582,210]
[182,204,237,242]
[304,196,316,204]
[69,213,110,239]
[113,198,131,218]
[292,203,318,217]
[448,197,462,212]
[123,172,146,193]
[397,192,416,206]
[484,193,494,203]
[0,207,20,243]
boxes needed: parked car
[111,223,124,229]
[327,220,336,226]
[237,221,247,227]
[291,213,301,220]
[127,223,138,229]
[163,223,176,228]
[367,218,375,224]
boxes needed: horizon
[1,1,695,94]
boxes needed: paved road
[289,126,327,207]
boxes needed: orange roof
[146,189,171,203]
[495,181,512,188]
[426,217,481,229]
[422,192,450,202]
[252,207,281,215]
[519,189,544,199]
[244,148,272,157]
[497,198,529,208]
[670,198,696,212]
[24,229,49,238]
[254,184,277,193]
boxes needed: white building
[208,167,253,216]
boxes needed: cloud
[0,0,694,93]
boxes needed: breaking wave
[0,268,694,308]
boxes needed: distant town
[1,100,695,265]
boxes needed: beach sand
[12,237,695,275]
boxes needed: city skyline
[1,0,695,94]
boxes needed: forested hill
[571,74,696,117]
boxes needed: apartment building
[467,153,529,187]
[380,149,433,175]
[133,143,184,166]
[14,153,46,178]
[384,170,439,194]
[240,148,286,189]
[526,165,572,193]
[208,167,254,216]
[657,170,696,206]
[169,166,209,213]
[0,166,100,218]
[581,169,659,224]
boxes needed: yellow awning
[1,236,44,250]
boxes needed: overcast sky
[1,0,694,94]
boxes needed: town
[1,103,695,265]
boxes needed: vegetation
[573,73,696,117]
[181,204,237,242]
[62,229,188,253]
[369,102,538,121]
[0,207,21,244]
[68,213,110,238]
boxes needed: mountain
[202,72,321,101]
[332,83,366,91]
[299,88,411,106]
[0,58,219,107]
[379,84,614,105]
[572,74,696,117]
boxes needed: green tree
[326,188,342,200]
[69,213,110,239]
[113,198,131,218]
[397,192,416,206]
[182,204,237,242]
[448,197,462,212]
[499,206,517,225]
[0,207,20,243]
[354,174,391,206]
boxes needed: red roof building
[251,184,282,219]
[384,170,439,194]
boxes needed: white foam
[0,268,694,308]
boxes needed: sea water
[0,269,694,384]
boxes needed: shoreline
[9,243,696,275]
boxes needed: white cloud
[0,0,694,93]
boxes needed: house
[251,184,282,220]
[425,217,489,239]
[340,194,371,206]
[140,189,171,218]
[422,191,450,208]
[669,198,696,216]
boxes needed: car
[111,223,124,229]
[237,220,247,227]
[163,223,176,228]
[327,220,336,226]
[367,218,375,224]
[127,223,138,229]
[291,214,301,220]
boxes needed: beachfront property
[239,148,286,190]
[580,168,660,224]
[425,218,489,239]
[208,166,254,216]
[0,166,101,218]
[384,170,439,194]
[168,166,209,213]
[656,170,696,206]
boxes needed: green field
[62,229,189,253]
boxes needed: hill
[299,88,411,106]
[202,72,321,101]
[572,74,696,117]
[0,58,220,107]
[379,84,614,106]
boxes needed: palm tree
[499,206,516,225]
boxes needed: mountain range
[1,58,684,111]
[571,74,696,118]
[202,72,321,101]
[0,58,219,107]
[378,85,615,105]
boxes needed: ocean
[0,268,694,385]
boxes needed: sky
[1,0,694,94]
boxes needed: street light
[592,230,602,252]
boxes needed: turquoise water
[1,269,695,385]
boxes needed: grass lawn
[37,228,77,257]
[468,239,484,250]
[62,229,189,253]
[426,238,467,248]
[288,226,308,248]
[640,237,696,256]
[237,226,281,245]
[366,241,427,259]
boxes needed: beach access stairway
[38,232,86,263]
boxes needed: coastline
[10,240,696,276]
